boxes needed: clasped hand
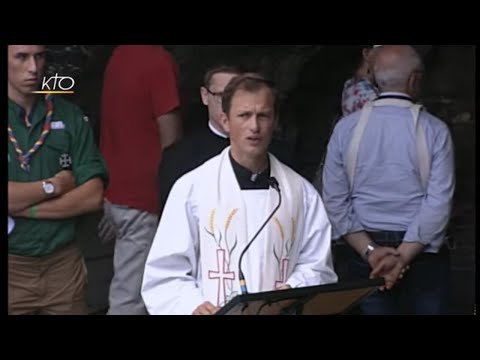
[367,247,409,291]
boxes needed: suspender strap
[346,102,373,193]
[346,98,429,194]
[411,104,430,191]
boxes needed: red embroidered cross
[208,249,235,306]
[275,258,290,289]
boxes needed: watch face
[44,182,55,194]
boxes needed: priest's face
[223,86,276,162]
[201,72,238,134]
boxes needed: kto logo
[32,73,75,94]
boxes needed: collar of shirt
[8,96,44,127]
[377,92,413,101]
[208,121,228,139]
[229,151,270,190]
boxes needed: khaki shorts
[8,243,88,315]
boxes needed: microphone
[238,176,282,295]
[268,176,280,192]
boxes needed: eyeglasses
[205,87,223,98]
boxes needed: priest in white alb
[141,74,338,315]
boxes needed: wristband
[30,205,38,219]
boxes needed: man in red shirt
[100,45,182,315]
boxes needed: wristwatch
[42,181,55,195]
[363,244,376,262]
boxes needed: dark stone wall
[46,45,474,314]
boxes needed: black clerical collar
[229,152,270,190]
[376,93,413,102]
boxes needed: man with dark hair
[158,65,294,214]
[142,74,337,315]
[8,45,108,315]
[157,65,242,214]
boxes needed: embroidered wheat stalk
[224,208,238,261]
[285,217,296,254]
[224,208,238,232]
[223,209,238,295]
[209,209,216,233]
[274,217,285,241]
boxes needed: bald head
[373,45,424,95]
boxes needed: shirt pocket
[43,132,73,175]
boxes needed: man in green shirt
[8,45,109,315]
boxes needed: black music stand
[216,278,384,315]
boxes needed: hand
[371,256,408,291]
[398,265,410,280]
[97,200,117,244]
[50,170,76,196]
[368,246,400,269]
[369,254,399,278]
[192,301,219,315]
[276,284,292,290]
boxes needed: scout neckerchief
[8,94,53,172]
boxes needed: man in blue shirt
[322,45,455,315]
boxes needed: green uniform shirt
[8,95,109,257]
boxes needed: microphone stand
[238,177,282,295]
